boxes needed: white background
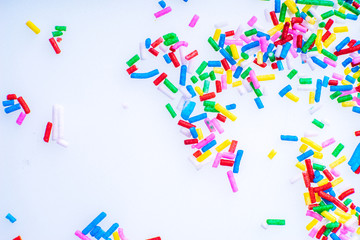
[1,0,360,239]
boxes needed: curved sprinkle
[130,69,159,79]
[172,41,189,50]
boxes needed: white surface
[0,0,360,240]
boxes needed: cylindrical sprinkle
[26,20,40,34]
[16,112,26,125]
[266,219,286,225]
[154,6,172,18]
[49,38,61,54]
[189,14,199,28]
[227,170,238,192]
[43,122,53,143]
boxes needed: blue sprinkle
[130,69,159,79]
[181,101,196,120]
[226,103,236,110]
[4,104,21,114]
[158,0,166,8]
[190,127,198,139]
[335,37,350,52]
[315,79,322,103]
[342,57,353,67]
[277,60,284,71]
[145,38,151,49]
[201,139,217,152]
[323,76,329,88]
[219,48,236,65]
[5,213,16,223]
[218,34,226,48]
[279,84,292,97]
[280,135,298,141]
[186,85,196,98]
[82,212,107,235]
[311,56,328,69]
[254,97,264,109]
[233,150,244,174]
[188,113,208,123]
[179,65,187,86]
[163,54,171,64]
[233,66,243,79]
[330,85,353,92]
[2,100,14,107]
[297,150,314,162]
[207,61,222,67]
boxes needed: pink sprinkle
[16,112,26,125]
[194,133,216,149]
[224,39,243,46]
[340,89,356,97]
[260,36,268,53]
[330,168,341,177]
[289,46,298,58]
[227,170,238,192]
[332,73,344,80]
[324,57,337,67]
[211,118,224,134]
[353,57,360,65]
[154,6,172,18]
[221,74,228,90]
[118,228,128,240]
[306,210,323,221]
[189,14,199,28]
[75,230,91,240]
[270,31,281,42]
[249,70,260,89]
[231,65,237,71]
[247,16,258,27]
[172,41,188,50]
[353,96,360,106]
[343,224,356,233]
[240,34,251,44]
[222,152,236,159]
[308,227,318,238]
[322,138,335,148]
[251,35,260,42]
[212,152,222,168]
[293,23,307,33]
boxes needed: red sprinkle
[220,159,234,167]
[228,140,238,153]
[7,94,17,100]
[168,52,180,68]
[148,48,159,57]
[200,92,216,101]
[215,80,222,93]
[324,19,334,31]
[193,150,202,158]
[225,30,235,37]
[153,73,167,86]
[126,65,138,75]
[17,96,30,114]
[270,11,279,26]
[184,139,198,145]
[49,38,61,54]
[185,50,198,61]
[151,37,163,48]
[221,58,230,71]
[43,122,53,143]
[216,113,226,123]
[178,120,195,129]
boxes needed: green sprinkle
[321,49,338,61]
[279,3,287,22]
[241,67,252,79]
[199,72,210,81]
[330,91,342,100]
[334,10,347,19]
[165,103,177,118]
[313,205,333,213]
[318,22,326,28]
[268,52,276,62]
[297,0,334,7]
[241,52,249,60]
[191,76,199,84]
[209,71,216,81]
[337,94,353,103]
[313,163,326,171]
[326,222,340,229]
[302,33,317,53]
[203,80,210,93]
[163,33,177,40]
[244,28,258,37]
[126,54,140,67]
[312,119,325,129]
[196,61,208,75]
[250,82,263,97]
[344,198,352,206]
[307,11,314,18]
[332,143,344,157]
[203,101,216,107]
[204,106,219,112]
[164,37,179,46]
[323,228,332,237]
[287,69,298,80]
[266,219,286,225]
[321,10,335,20]
[208,37,220,51]
[299,78,312,84]
[55,26,66,31]
[343,2,360,15]
[163,79,178,93]
[52,31,63,37]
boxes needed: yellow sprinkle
[285,92,299,102]
[299,144,308,153]
[342,101,356,107]
[214,103,237,121]
[232,80,242,87]
[236,59,245,66]
[315,193,321,202]
[339,6,346,14]
[196,128,203,140]
[257,51,263,65]
[338,218,347,224]
[341,80,352,85]
[230,44,240,60]
[215,139,231,152]
[306,219,319,231]
[285,0,298,13]
[213,67,224,74]
[321,211,336,223]
[331,177,343,187]
[353,71,360,79]
[302,4,312,12]
[309,91,315,104]
[317,178,329,186]
[313,152,323,159]
[194,86,204,96]
[329,156,346,169]
[213,29,221,41]
[197,150,212,162]
[268,149,277,159]
[304,192,311,206]
[306,16,316,25]
[26,20,41,34]
[357,227,360,235]
[344,67,351,75]
[334,26,348,33]
[296,162,306,171]
[113,231,120,240]
[257,74,276,81]
[351,209,356,215]
[267,23,284,36]
[316,29,323,45]
[334,209,352,220]
[301,137,323,152]
[226,70,232,84]
[323,33,336,48]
